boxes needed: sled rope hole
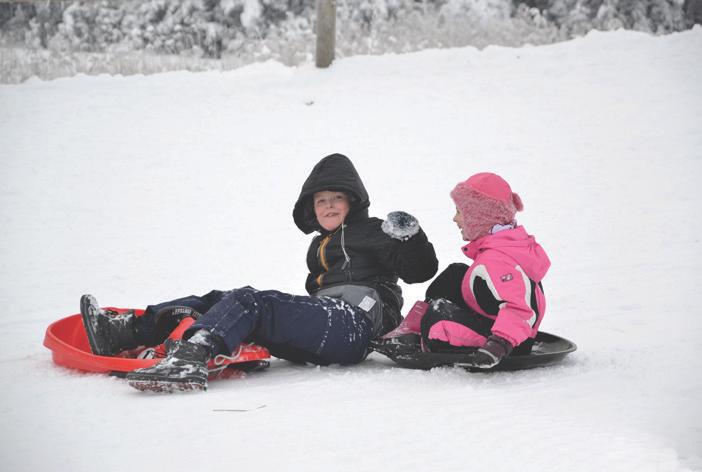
[136,348,157,360]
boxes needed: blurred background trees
[1,0,698,81]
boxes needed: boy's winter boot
[80,294,139,356]
[126,340,209,393]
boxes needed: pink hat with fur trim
[450,172,524,241]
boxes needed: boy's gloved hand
[381,211,420,241]
[473,335,513,369]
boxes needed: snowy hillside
[1,27,701,471]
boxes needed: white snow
[1,27,701,471]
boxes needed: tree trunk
[315,0,335,68]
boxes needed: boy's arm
[378,211,439,284]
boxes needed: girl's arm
[470,258,539,347]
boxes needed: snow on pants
[144,287,373,365]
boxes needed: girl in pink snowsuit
[421,172,551,368]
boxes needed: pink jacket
[460,226,550,347]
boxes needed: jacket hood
[461,226,550,282]
[293,153,370,234]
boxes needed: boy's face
[314,191,350,231]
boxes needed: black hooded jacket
[293,153,439,333]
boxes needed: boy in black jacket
[81,153,438,392]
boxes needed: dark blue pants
[142,287,373,365]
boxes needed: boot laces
[213,344,245,366]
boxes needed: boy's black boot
[80,294,139,356]
[125,340,209,393]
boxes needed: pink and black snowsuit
[424,225,550,349]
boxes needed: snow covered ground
[1,27,701,471]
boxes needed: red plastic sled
[43,307,271,378]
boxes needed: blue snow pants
[143,287,373,365]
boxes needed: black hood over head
[293,153,370,234]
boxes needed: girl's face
[314,191,350,231]
[453,208,468,241]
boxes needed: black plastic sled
[370,331,576,372]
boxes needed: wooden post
[315,0,336,68]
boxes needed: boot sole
[80,295,106,356]
[127,378,207,393]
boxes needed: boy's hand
[382,211,420,241]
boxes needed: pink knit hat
[450,172,524,241]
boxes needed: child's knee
[427,320,487,347]
[421,298,494,349]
